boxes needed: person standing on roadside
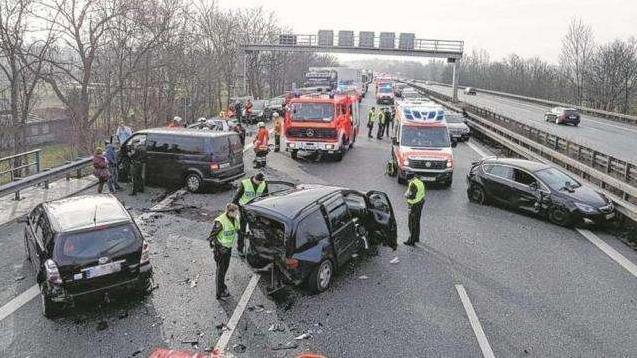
[384,107,393,137]
[105,143,122,192]
[129,143,146,196]
[273,112,283,152]
[367,107,377,138]
[92,147,111,194]
[234,123,246,146]
[115,121,132,144]
[207,203,240,300]
[232,172,269,256]
[404,176,426,246]
[376,108,386,139]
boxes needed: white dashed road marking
[455,284,496,358]
[214,274,260,352]
[0,285,39,322]
[577,229,637,278]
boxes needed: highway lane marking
[466,141,489,158]
[214,273,260,352]
[0,285,39,322]
[455,284,496,358]
[577,229,637,278]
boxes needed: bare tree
[560,17,595,105]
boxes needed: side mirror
[451,139,458,148]
[529,182,538,191]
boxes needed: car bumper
[576,209,616,225]
[450,133,471,140]
[203,170,245,185]
[376,98,394,104]
[286,140,342,153]
[399,167,453,182]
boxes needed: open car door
[365,191,397,250]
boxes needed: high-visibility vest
[406,178,426,205]
[215,213,239,248]
[368,110,377,123]
[239,179,266,205]
[378,111,386,124]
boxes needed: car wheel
[308,259,333,293]
[40,284,60,319]
[137,277,152,297]
[468,184,487,205]
[443,178,453,188]
[185,173,203,193]
[548,207,572,227]
[291,150,298,160]
[332,151,344,162]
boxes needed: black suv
[22,195,152,317]
[243,184,397,293]
[466,158,615,226]
[119,128,245,192]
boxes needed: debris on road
[14,276,25,282]
[271,341,299,351]
[294,332,312,340]
[215,323,229,331]
[96,320,108,331]
[233,344,247,353]
[268,324,285,332]
[131,349,142,356]
[248,304,265,313]
[358,275,369,280]
[390,257,400,264]
[118,311,129,319]
[181,339,199,346]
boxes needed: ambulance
[390,102,457,187]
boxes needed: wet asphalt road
[1,90,636,357]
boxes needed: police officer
[404,176,425,246]
[376,109,386,139]
[207,203,240,299]
[232,173,268,254]
[129,143,145,196]
[367,107,377,138]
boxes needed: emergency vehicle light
[403,108,445,121]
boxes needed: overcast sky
[217,0,636,64]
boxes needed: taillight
[44,259,62,285]
[285,258,299,269]
[140,241,150,265]
[209,163,220,171]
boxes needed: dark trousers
[274,134,281,152]
[368,123,374,137]
[237,207,247,252]
[386,121,393,136]
[214,246,232,296]
[131,162,144,194]
[377,123,385,139]
[407,202,424,243]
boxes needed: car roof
[43,194,132,233]
[135,128,237,138]
[246,184,344,221]
[483,158,551,172]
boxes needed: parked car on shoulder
[245,99,271,124]
[118,128,244,193]
[244,183,397,293]
[445,112,471,141]
[267,97,286,117]
[466,158,615,226]
[22,194,152,318]
[188,117,238,132]
[544,107,580,126]
[464,87,477,95]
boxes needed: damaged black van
[243,184,397,293]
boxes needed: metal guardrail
[418,81,637,125]
[0,149,41,182]
[0,157,93,200]
[406,81,637,221]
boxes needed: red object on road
[148,348,224,358]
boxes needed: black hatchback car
[22,195,152,317]
[243,184,397,293]
[466,158,615,226]
[119,128,245,193]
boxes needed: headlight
[446,161,453,168]
[325,144,335,150]
[574,202,597,214]
[288,143,296,148]
[403,158,410,166]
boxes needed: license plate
[219,163,230,169]
[569,116,577,119]
[421,177,437,182]
[84,261,122,279]
[605,213,615,220]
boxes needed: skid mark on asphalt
[577,229,637,278]
[455,284,496,358]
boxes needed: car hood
[396,146,453,161]
[554,184,608,207]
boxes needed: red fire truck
[284,92,361,161]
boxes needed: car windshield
[445,114,464,123]
[534,167,581,190]
[379,87,393,93]
[290,103,334,121]
[564,109,578,116]
[55,223,140,264]
[401,126,451,148]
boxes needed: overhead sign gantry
[241,30,464,101]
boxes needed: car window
[228,135,242,154]
[205,137,230,159]
[485,164,513,180]
[513,168,536,186]
[326,201,351,232]
[127,134,147,147]
[296,209,329,249]
[54,223,140,264]
[344,193,366,211]
[171,136,204,155]
[147,134,172,153]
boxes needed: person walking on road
[92,147,111,194]
[253,122,269,168]
[273,112,283,152]
[232,173,269,255]
[376,109,386,139]
[367,107,377,138]
[404,176,426,246]
[129,143,146,196]
[105,143,122,192]
[384,107,394,137]
[208,203,241,300]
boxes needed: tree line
[0,0,337,154]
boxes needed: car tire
[333,152,344,162]
[185,173,203,193]
[548,207,572,227]
[443,178,453,188]
[468,184,487,205]
[40,284,59,319]
[137,277,152,297]
[308,259,333,293]
[291,150,298,160]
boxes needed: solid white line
[0,285,39,322]
[214,274,260,352]
[576,229,637,278]
[466,141,490,158]
[455,284,496,358]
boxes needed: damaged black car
[243,183,397,293]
